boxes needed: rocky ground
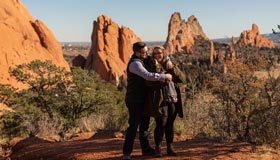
[1,131,279,160]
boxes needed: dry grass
[254,64,280,79]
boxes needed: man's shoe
[155,145,162,157]
[122,154,131,160]
[167,143,177,156]
[142,147,155,156]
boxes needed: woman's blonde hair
[152,46,167,59]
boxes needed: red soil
[3,131,280,160]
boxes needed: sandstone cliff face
[236,24,275,48]
[85,15,141,85]
[164,12,208,55]
[0,0,70,88]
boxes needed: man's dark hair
[133,42,147,52]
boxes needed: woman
[145,46,185,157]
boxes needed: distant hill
[61,41,164,48]
[145,41,165,47]
[61,42,91,48]
[264,33,280,46]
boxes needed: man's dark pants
[123,101,151,155]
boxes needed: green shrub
[0,60,127,140]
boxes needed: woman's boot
[155,145,162,157]
[167,143,177,156]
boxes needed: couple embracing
[122,42,185,160]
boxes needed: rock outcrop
[210,41,216,66]
[85,15,141,85]
[0,0,70,88]
[72,55,86,69]
[236,24,275,48]
[164,12,208,55]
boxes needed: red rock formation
[236,24,275,48]
[85,15,141,85]
[210,41,216,66]
[0,0,70,88]
[223,64,228,74]
[229,46,236,62]
[72,55,86,69]
[164,12,208,55]
[232,36,237,45]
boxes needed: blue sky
[21,0,280,42]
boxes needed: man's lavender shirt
[128,61,166,82]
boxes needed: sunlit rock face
[85,15,141,85]
[164,12,208,55]
[0,0,70,88]
[236,24,275,49]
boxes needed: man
[122,42,172,160]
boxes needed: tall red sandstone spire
[85,15,141,85]
[164,12,208,55]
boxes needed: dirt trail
[2,131,280,160]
